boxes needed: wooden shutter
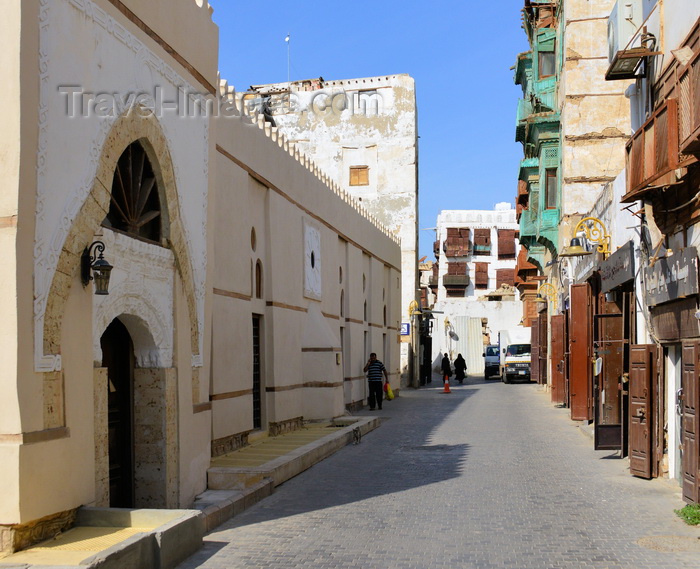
[498,229,516,259]
[444,228,471,256]
[569,284,593,421]
[551,314,566,404]
[496,268,515,288]
[679,49,700,154]
[682,341,699,502]
[629,345,656,479]
[473,228,491,255]
[447,262,466,275]
[623,99,680,202]
[474,262,489,288]
[349,166,369,186]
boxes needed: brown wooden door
[531,318,540,384]
[101,318,135,508]
[551,314,566,405]
[629,345,655,479]
[682,341,699,503]
[594,297,624,450]
[570,284,593,421]
[538,312,548,385]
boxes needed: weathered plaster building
[430,204,522,373]
[514,0,700,506]
[0,0,401,554]
[246,76,419,385]
[515,0,632,384]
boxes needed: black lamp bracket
[81,241,106,287]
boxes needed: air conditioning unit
[608,0,643,64]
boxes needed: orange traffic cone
[443,375,451,393]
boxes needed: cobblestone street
[177,377,700,569]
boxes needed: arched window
[255,261,263,299]
[104,141,162,242]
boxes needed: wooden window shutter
[473,228,491,255]
[349,166,369,186]
[444,228,471,256]
[447,262,466,275]
[497,229,516,259]
[496,268,515,288]
[475,262,489,287]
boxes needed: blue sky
[209,0,530,260]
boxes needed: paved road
[177,376,699,569]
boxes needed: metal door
[629,345,656,479]
[551,314,566,405]
[594,297,624,450]
[531,317,540,384]
[538,312,548,385]
[682,341,699,503]
[570,284,593,421]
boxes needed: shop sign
[600,241,635,293]
[644,247,699,307]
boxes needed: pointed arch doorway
[101,318,135,508]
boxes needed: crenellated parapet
[217,77,400,245]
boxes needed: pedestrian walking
[441,353,452,383]
[363,352,388,410]
[454,353,467,384]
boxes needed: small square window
[350,166,369,186]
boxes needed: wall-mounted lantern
[559,216,611,259]
[81,241,113,295]
[535,282,558,312]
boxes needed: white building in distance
[430,203,522,374]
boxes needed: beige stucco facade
[0,0,401,554]
[559,0,633,243]
[247,76,418,386]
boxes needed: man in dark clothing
[363,352,388,410]
[441,353,452,383]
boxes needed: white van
[484,344,500,379]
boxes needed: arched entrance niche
[41,109,203,430]
[95,313,178,509]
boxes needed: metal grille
[252,315,262,430]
